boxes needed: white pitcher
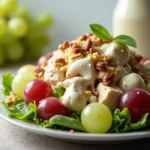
[113,0,150,58]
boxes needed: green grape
[0,0,17,16]
[6,41,24,62]
[30,46,43,60]
[25,21,45,40]
[37,13,53,28]
[17,65,36,75]
[81,103,112,133]
[12,73,36,98]
[0,45,5,66]
[0,34,15,44]
[0,18,7,37]
[37,34,50,46]
[8,18,28,38]
[12,6,30,21]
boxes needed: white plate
[0,101,150,144]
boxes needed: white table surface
[0,65,150,150]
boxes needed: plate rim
[0,110,150,142]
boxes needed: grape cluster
[0,0,53,66]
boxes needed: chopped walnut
[91,88,99,97]
[89,48,97,54]
[95,62,107,71]
[78,35,88,41]
[58,41,69,51]
[35,66,45,78]
[83,39,92,51]
[103,73,114,86]
[55,58,66,67]
[71,53,84,61]
[92,39,102,46]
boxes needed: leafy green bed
[1,72,150,133]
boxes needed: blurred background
[19,0,116,50]
[0,0,116,67]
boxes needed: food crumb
[69,130,74,134]
[97,114,100,118]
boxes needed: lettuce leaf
[53,87,66,98]
[109,108,150,133]
[40,115,85,131]
[2,72,14,96]
[2,100,39,123]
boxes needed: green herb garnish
[90,24,137,48]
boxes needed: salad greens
[53,87,66,98]
[1,71,150,133]
[90,24,137,48]
[109,108,150,133]
[2,100,38,122]
[1,65,150,133]
[2,97,150,133]
[2,72,14,96]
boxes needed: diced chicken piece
[118,73,146,92]
[47,50,65,64]
[97,83,123,111]
[44,64,65,87]
[43,50,66,87]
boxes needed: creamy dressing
[57,57,97,113]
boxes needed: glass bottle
[113,0,150,57]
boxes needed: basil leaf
[113,35,137,48]
[2,72,14,96]
[90,24,112,41]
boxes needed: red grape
[119,88,150,121]
[37,54,52,66]
[37,97,68,120]
[140,57,150,64]
[24,79,53,105]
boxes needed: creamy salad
[1,24,150,133]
